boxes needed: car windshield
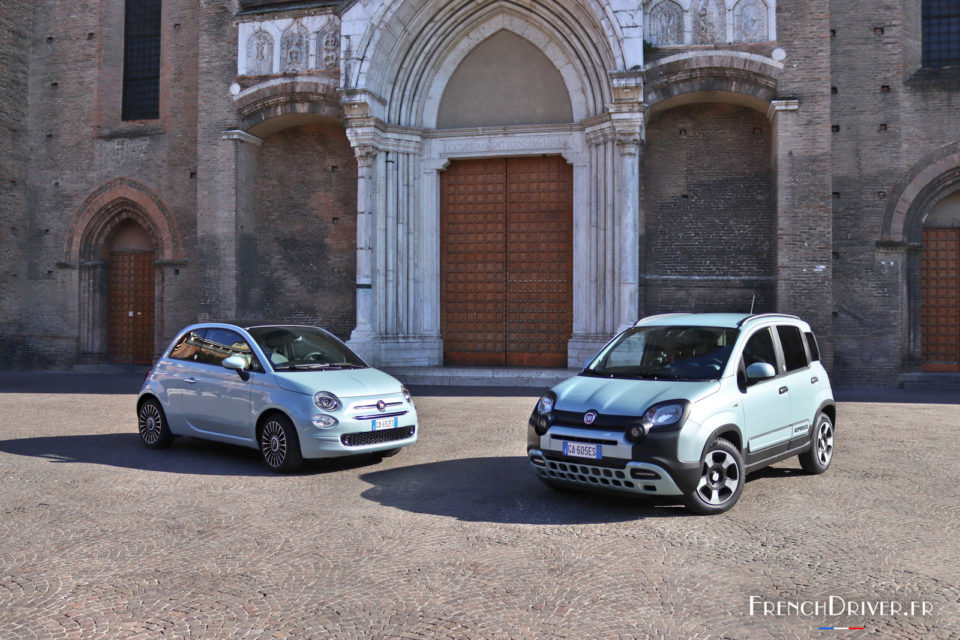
[583,325,739,381]
[246,326,368,372]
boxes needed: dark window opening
[923,0,960,68]
[122,0,162,120]
[777,325,808,372]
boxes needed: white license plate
[562,441,601,460]
[371,417,398,431]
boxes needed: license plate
[371,417,398,431]
[562,441,602,460]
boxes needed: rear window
[804,331,821,362]
[777,325,808,372]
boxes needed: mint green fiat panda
[527,313,835,514]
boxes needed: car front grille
[540,458,638,490]
[341,425,415,447]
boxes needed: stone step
[899,372,960,391]
[384,366,578,390]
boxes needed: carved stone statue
[735,0,768,42]
[694,0,726,44]
[649,1,684,45]
[246,30,273,75]
[281,21,309,72]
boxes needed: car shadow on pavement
[360,456,694,525]
[0,433,382,477]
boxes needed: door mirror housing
[746,362,776,382]
[222,355,250,381]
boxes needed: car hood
[552,374,720,415]
[272,367,403,398]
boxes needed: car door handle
[811,376,818,384]
[779,386,788,395]
[184,377,198,384]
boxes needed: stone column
[347,144,380,360]
[615,129,642,332]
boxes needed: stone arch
[233,77,343,138]
[346,0,622,127]
[66,178,180,363]
[644,51,783,114]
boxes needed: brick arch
[880,144,960,369]
[881,142,960,243]
[66,178,180,364]
[65,177,181,264]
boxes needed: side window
[777,325,808,372]
[169,329,204,362]
[742,328,777,369]
[197,328,263,372]
[738,328,778,389]
[804,331,821,362]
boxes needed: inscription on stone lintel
[441,137,568,155]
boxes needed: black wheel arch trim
[703,423,745,455]
[816,400,837,427]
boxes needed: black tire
[138,398,173,449]
[799,412,834,474]
[683,437,744,515]
[259,414,303,473]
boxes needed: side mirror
[746,362,776,383]
[223,355,250,381]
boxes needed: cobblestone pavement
[0,383,957,639]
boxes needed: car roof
[634,313,806,329]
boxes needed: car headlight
[312,414,338,428]
[401,386,413,404]
[536,393,555,415]
[313,391,341,411]
[641,401,687,430]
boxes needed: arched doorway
[921,192,960,371]
[103,219,156,364]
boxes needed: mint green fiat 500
[527,313,835,514]
[138,323,417,472]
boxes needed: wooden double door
[440,156,572,367]
[922,228,960,371]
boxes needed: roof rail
[634,313,690,325]
[736,313,801,327]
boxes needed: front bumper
[527,419,700,496]
[295,393,418,459]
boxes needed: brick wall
[831,0,960,383]
[2,0,200,369]
[0,0,32,366]
[243,122,358,338]
[644,103,775,314]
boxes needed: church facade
[1,0,959,384]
